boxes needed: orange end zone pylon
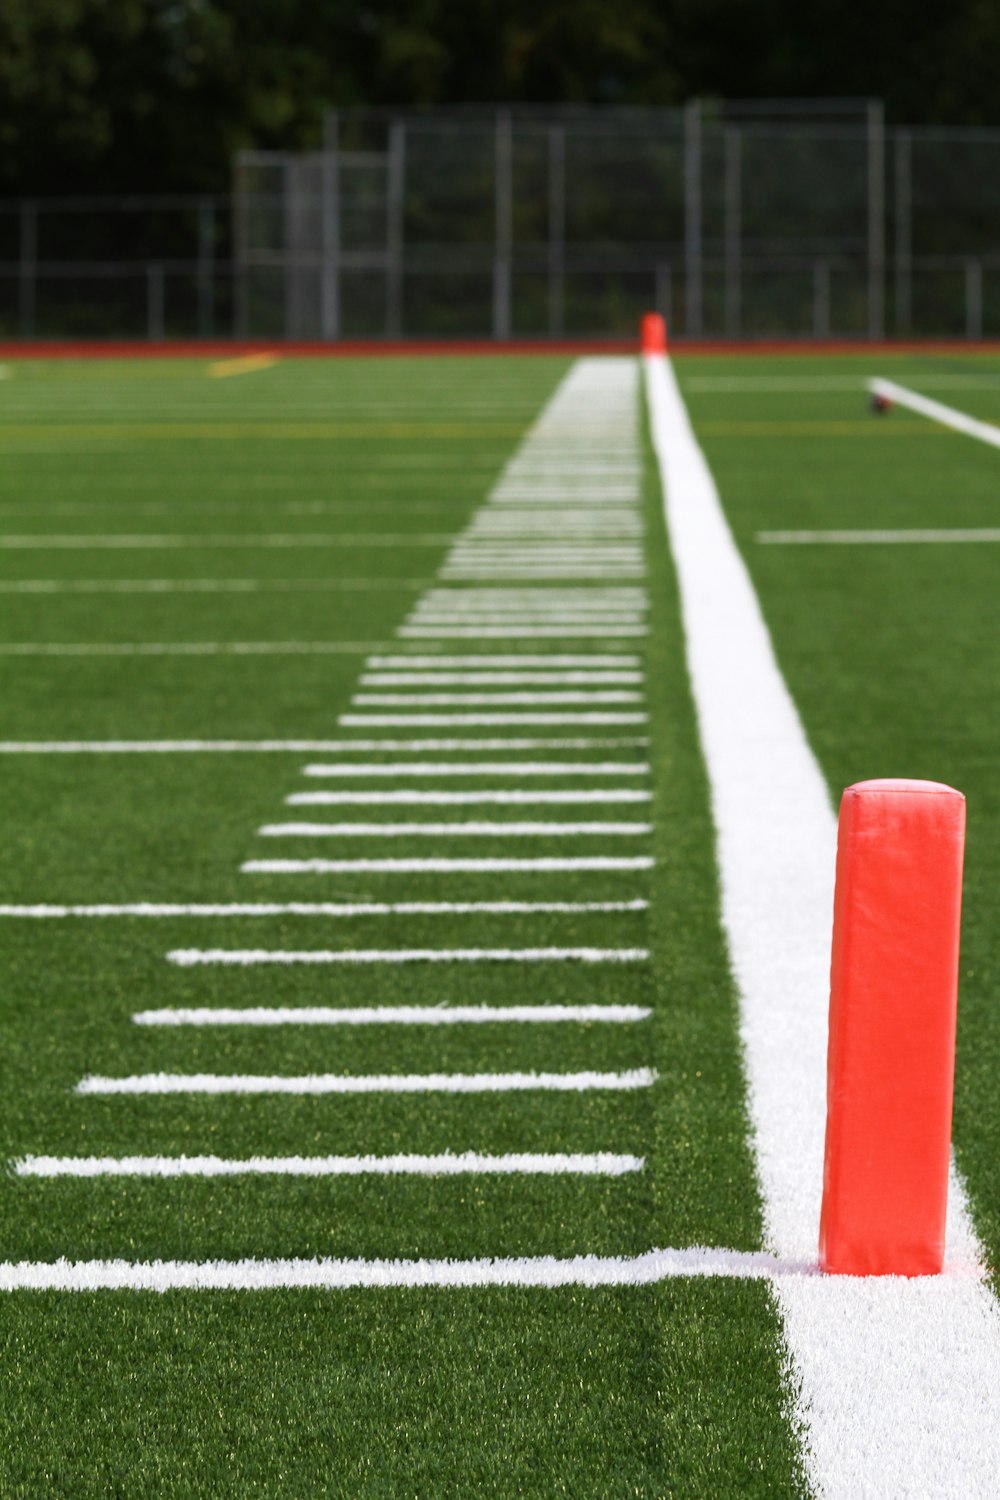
[819,779,966,1276]
[640,312,667,354]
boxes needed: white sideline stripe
[397,627,648,638]
[15,1152,645,1179]
[647,351,1000,1498]
[241,856,654,873]
[0,739,648,756]
[165,946,650,967]
[338,713,648,726]
[300,762,650,777]
[758,528,1000,544]
[367,656,642,668]
[0,579,424,595]
[0,900,650,921]
[286,790,652,805]
[257,821,652,837]
[0,1247,829,1292]
[133,1002,652,1025]
[0,642,384,657]
[359,673,644,686]
[0,533,453,549]
[74,1068,657,1096]
[869,376,1000,449]
[350,691,643,706]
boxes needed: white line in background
[0,739,649,756]
[133,1002,652,1025]
[286,790,652,805]
[359,673,644,686]
[241,856,654,874]
[164,946,650,967]
[397,627,648,638]
[758,528,1000,544]
[0,642,385,656]
[299,761,650,778]
[337,713,648,726]
[869,377,1000,449]
[15,1152,645,1179]
[0,533,453,549]
[367,657,642,668]
[0,1247,824,1293]
[351,691,643,706]
[0,899,650,921]
[647,351,1000,1498]
[0,579,424,594]
[255,820,649,841]
[75,1068,657,1096]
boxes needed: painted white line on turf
[241,856,654,874]
[869,376,1000,449]
[0,1246,826,1292]
[286,790,652,805]
[0,900,650,921]
[257,820,652,837]
[0,642,386,657]
[299,761,650,778]
[0,533,453,549]
[0,739,649,756]
[75,1068,657,1096]
[397,627,648,638]
[0,579,424,594]
[367,656,642,668]
[359,673,645,686]
[647,350,1000,1498]
[758,528,1000,544]
[132,1002,652,1025]
[15,1152,645,1179]
[164,946,650,967]
[350,691,643,706]
[337,713,648,726]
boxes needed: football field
[2,347,1000,1494]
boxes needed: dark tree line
[0,0,995,194]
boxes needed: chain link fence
[4,102,1000,340]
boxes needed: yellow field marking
[696,420,950,436]
[206,353,279,379]
[0,422,525,442]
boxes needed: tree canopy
[0,0,995,194]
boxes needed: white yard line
[164,946,650,967]
[241,856,654,874]
[300,761,650,777]
[758,528,1000,544]
[337,713,648,726]
[75,1068,657,1096]
[132,1002,651,1025]
[397,627,648,638]
[0,533,452,549]
[869,377,1000,449]
[256,820,652,837]
[367,655,642,668]
[0,642,385,657]
[286,790,652,805]
[0,1247,827,1292]
[349,691,643,706]
[0,739,649,755]
[0,578,423,594]
[647,350,1000,1498]
[359,673,644,686]
[0,900,649,921]
[15,1152,644,1178]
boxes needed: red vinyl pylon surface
[640,312,667,354]
[819,779,966,1276]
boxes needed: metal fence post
[147,263,165,340]
[197,196,215,338]
[684,99,703,338]
[547,124,566,337]
[494,109,513,340]
[19,201,37,339]
[386,121,406,338]
[724,126,742,338]
[814,260,831,339]
[321,149,341,340]
[894,130,912,333]
[233,158,249,338]
[868,99,886,340]
[966,261,983,340]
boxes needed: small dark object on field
[869,391,893,414]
